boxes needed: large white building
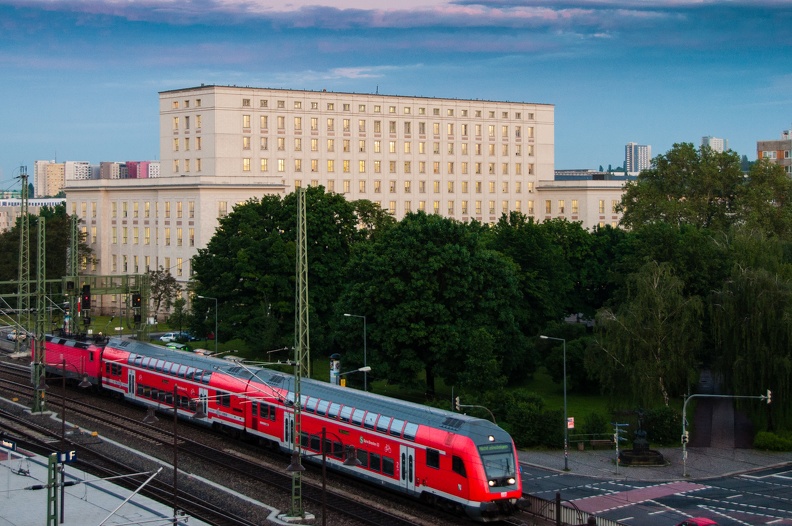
[65,85,626,295]
[701,136,728,153]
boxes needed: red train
[38,334,527,522]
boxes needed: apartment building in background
[34,160,65,197]
[625,142,651,174]
[65,85,626,301]
[701,136,728,153]
[757,129,792,174]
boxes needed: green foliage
[335,212,527,396]
[592,261,703,407]
[487,391,562,448]
[642,406,682,445]
[150,267,181,323]
[754,431,792,451]
[578,412,610,436]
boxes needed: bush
[641,406,681,446]
[754,431,792,451]
[579,412,610,436]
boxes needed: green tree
[710,260,792,430]
[619,143,744,231]
[149,267,181,323]
[736,159,792,240]
[168,297,190,336]
[335,212,526,396]
[190,187,366,355]
[0,205,92,288]
[592,261,703,407]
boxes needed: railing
[522,493,625,526]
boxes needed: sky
[1,0,791,189]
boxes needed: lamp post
[343,313,367,391]
[286,426,361,526]
[337,366,371,388]
[197,295,218,356]
[540,335,569,471]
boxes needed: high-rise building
[625,142,651,174]
[33,160,65,197]
[701,136,728,153]
[757,129,792,175]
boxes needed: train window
[300,432,310,448]
[316,400,329,416]
[452,456,467,478]
[339,406,353,422]
[155,360,165,372]
[403,423,418,441]
[389,419,405,437]
[269,405,277,421]
[141,357,151,369]
[331,441,343,458]
[200,371,212,383]
[352,409,365,426]
[426,448,440,469]
[376,416,392,433]
[382,456,394,477]
[185,368,194,380]
[169,363,180,375]
[137,385,143,396]
[251,402,258,417]
[305,398,317,413]
[88,351,94,362]
[142,386,151,397]
[219,393,231,407]
[177,365,187,378]
[328,403,340,419]
[363,412,378,430]
[370,453,381,472]
[310,434,321,451]
[356,448,368,468]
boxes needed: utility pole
[288,187,310,519]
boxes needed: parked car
[159,331,199,343]
[6,330,27,341]
[676,519,718,526]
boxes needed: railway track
[0,358,452,525]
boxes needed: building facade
[0,198,66,232]
[757,129,792,175]
[65,85,626,296]
[625,142,651,174]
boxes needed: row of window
[297,396,419,441]
[72,200,198,220]
[241,158,534,176]
[109,226,195,248]
[127,353,213,384]
[110,255,187,277]
[173,96,534,121]
[760,150,792,159]
[136,383,199,412]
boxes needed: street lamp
[540,335,569,471]
[337,366,371,387]
[343,313,367,391]
[197,295,218,356]
[286,427,361,526]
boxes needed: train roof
[108,338,510,444]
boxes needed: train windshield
[478,443,516,480]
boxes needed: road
[521,464,792,525]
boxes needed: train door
[197,387,208,419]
[284,412,294,450]
[127,369,135,397]
[399,444,416,493]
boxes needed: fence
[522,493,625,526]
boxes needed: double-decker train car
[38,335,527,522]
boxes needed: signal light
[681,431,689,444]
[81,285,91,310]
[767,389,772,404]
[454,396,461,411]
[132,292,142,308]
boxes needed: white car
[159,332,180,343]
[6,330,27,341]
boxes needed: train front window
[478,443,517,488]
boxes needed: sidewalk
[518,445,791,481]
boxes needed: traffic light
[767,389,772,404]
[132,292,142,308]
[454,396,461,411]
[681,431,689,444]
[81,285,91,310]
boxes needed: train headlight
[488,435,495,442]
[488,480,495,487]
[507,477,516,485]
